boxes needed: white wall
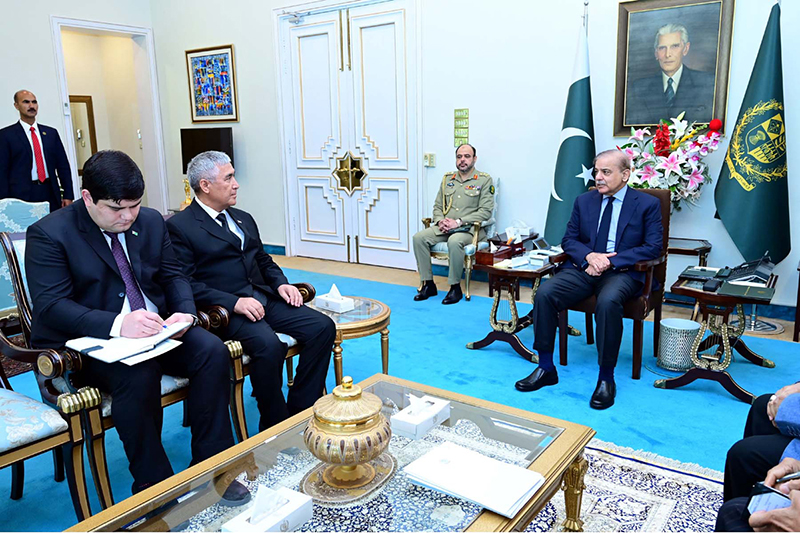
[2,0,797,305]
[0,0,153,174]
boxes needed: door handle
[346,8,352,71]
[347,235,351,262]
[339,10,345,71]
[355,235,359,263]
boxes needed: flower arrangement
[619,113,723,211]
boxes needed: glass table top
[93,378,566,532]
[307,297,386,325]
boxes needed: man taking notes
[25,150,248,502]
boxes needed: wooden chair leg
[558,310,569,366]
[653,303,662,358]
[584,313,594,345]
[53,447,65,482]
[465,255,473,301]
[63,439,93,521]
[82,407,114,509]
[632,319,643,379]
[10,461,23,500]
[182,402,190,428]
[229,377,249,442]
[285,357,295,387]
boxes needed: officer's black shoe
[413,280,438,301]
[589,379,616,410]
[441,283,463,305]
[515,367,559,391]
[219,480,251,507]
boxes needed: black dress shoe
[441,283,462,305]
[219,480,251,507]
[515,367,559,392]
[590,379,616,410]
[414,280,438,301]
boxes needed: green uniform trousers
[412,227,484,286]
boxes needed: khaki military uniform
[413,169,495,285]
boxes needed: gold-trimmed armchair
[420,178,499,301]
[201,282,317,443]
[0,231,248,512]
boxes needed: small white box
[221,486,312,533]
[391,395,451,440]
[509,255,528,268]
[314,294,355,313]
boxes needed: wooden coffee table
[307,296,391,385]
[68,374,595,532]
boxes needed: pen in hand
[776,471,800,484]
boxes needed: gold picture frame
[185,44,239,123]
[614,0,735,136]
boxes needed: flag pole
[583,0,589,33]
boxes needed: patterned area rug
[526,439,723,532]
[0,330,32,378]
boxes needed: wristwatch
[189,314,200,327]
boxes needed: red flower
[654,123,671,157]
[709,119,723,132]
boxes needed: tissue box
[314,294,355,313]
[221,487,312,533]
[476,246,513,265]
[391,395,451,440]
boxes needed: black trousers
[715,497,752,532]
[723,393,792,501]
[82,326,234,491]
[25,178,62,213]
[225,298,335,431]
[532,268,642,367]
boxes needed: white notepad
[404,441,544,518]
[66,321,190,364]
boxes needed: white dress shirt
[597,185,629,254]
[105,231,159,337]
[195,197,244,249]
[18,120,49,181]
[661,64,684,95]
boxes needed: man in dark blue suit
[626,24,715,125]
[515,150,662,409]
[0,90,74,212]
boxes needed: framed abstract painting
[185,45,239,122]
[613,0,734,136]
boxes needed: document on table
[404,441,544,518]
[66,321,190,364]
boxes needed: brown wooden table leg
[380,327,389,374]
[467,331,537,362]
[731,337,775,367]
[655,368,755,404]
[333,332,343,386]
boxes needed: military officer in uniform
[412,143,494,304]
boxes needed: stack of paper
[66,321,190,365]
[404,441,544,518]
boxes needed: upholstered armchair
[201,282,317,442]
[0,199,49,330]
[0,231,248,512]
[421,178,499,300]
[541,188,671,379]
[0,319,95,521]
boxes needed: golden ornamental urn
[303,376,391,489]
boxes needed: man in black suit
[25,150,248,502]
[167,151,335,431]
[0,90,74,212]
[626,24,715,125]
[515,150,662,409]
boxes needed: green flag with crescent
[544,17,596,245]
[715,3,790,264]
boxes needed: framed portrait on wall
[613,0,734,136]
[185,44,239,122]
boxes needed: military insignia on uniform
[490,185,495,194]
[446,182,455,187]
[726,100,787,192]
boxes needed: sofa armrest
[633,255,667,271]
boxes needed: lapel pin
[132,230,139,236]
[41,131,46,135]
[237,220,243,224]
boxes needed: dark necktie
[216,213,240,245]
[665,78,675,106]
[105,232,146,311]
[594,197,614,253]
[30,127,46,183]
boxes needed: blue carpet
[2,267,799,530]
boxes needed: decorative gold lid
[312,376,382,426]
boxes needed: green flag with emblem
[544,15,596,245]
[715,3,790,263]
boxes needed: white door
[277,0,418,269]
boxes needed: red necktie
[30,127,46,183]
